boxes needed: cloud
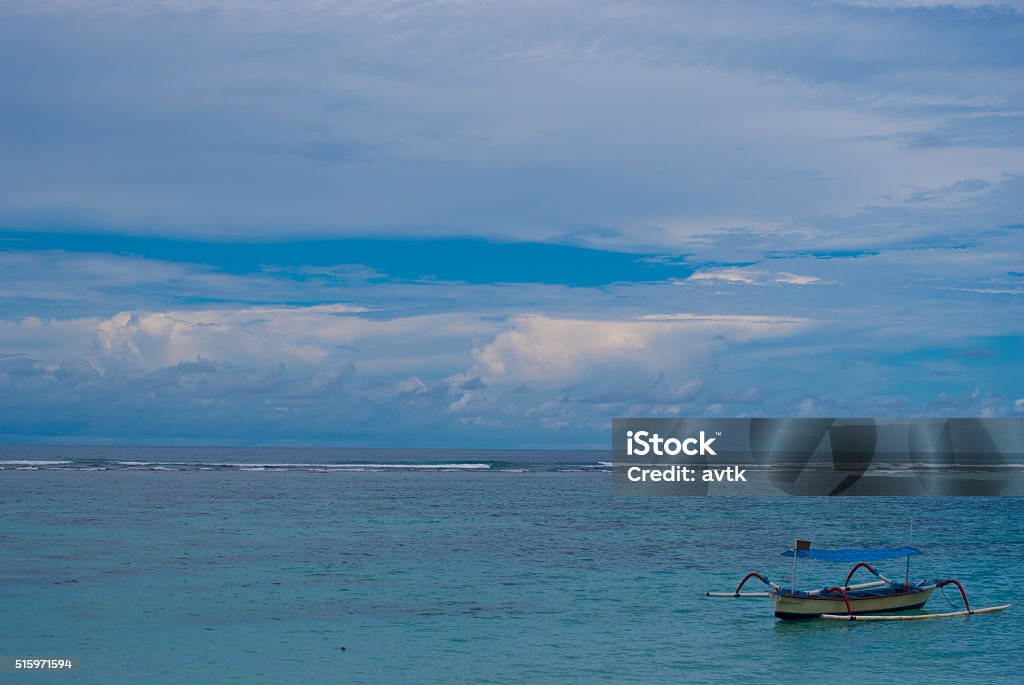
[0,1,1020,444]
[1,1,1020,249]
[92,306,369,371]
[831,1,1024,9]
[466,313,809,385]
[0,305,484,378]
[687,268,827,286]
[0,281,1019,444]
[776,273,824,286]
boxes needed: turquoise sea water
[2,447,1022,684]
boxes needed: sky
[0,0,1021,447]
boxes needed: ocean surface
[2,446,1022,684]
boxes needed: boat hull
[773,586,935,620]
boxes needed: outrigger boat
[707,540,1011,621]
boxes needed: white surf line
[1,460,73,465]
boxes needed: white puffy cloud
[2,305,493,376]
[92,307,367,370]
[467,313,809,385]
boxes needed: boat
[707,540,1011,621]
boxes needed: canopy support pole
[791,541,798,589]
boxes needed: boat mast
[905,518,914,586]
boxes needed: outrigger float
[707,540,1011,621]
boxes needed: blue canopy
[780,546,922,562]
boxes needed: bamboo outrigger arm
[706,572,780,597]
[821,604,1012,621]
